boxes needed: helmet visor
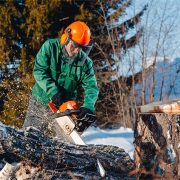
[62,40,93,66]
[71,40,93,66]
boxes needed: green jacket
[32,39,99,112]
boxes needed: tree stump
[0,123,135,179]
[134,99,180,179]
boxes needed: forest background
[0,0,179,129]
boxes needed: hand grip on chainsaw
[57,109,80,117]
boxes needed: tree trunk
[0,123,135,179]
[134,100,180,179]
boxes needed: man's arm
[81,59,99,113]
[33,40,59,99]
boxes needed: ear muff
[60,28,71,45]
[60,33,68,45]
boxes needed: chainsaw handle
[57,109,80,117]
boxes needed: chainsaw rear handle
[57,109,80,117]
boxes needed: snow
[82,126,134,159]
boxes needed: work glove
[50,86,70,111]
[75,107,96,133]
[51,92,63,110]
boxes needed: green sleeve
[33,40,58,99]
[81,59,99,112]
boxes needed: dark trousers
[24,96,56,136]
[24,95,93,142]
[24,96,71,141]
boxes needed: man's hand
[78,107,96,123]
[51,92,63,110]
[75,107,96,133]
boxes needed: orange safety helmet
[61,21,91,46]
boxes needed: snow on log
[137,99,180,114]
[0,123,135,179]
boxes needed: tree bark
[0,123,135,179]
[134,101,180,179]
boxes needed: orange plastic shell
[48,100,58,113]
[59,100,79,112]
[60,21,91,45]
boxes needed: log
[134,100,180,179]
[137,99,180,114]
[0,123,135,179]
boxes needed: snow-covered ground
[82,126,134,159]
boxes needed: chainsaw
[48,100,106,178]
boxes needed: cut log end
[135,99,180,179]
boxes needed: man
[0,21,99,179]
[24,21,99,136]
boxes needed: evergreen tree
[0,0,83,126]
[0,0,24,126]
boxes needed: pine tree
[0,0,83,126]
[0,0,23,126]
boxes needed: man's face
[64,40,80,57]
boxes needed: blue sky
[117,0,180,76]
[135,0,180,58]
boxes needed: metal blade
[55,116,106,177]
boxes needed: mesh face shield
[73,40,93,65]
[79,41,93,57]
[62,40,93,66]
